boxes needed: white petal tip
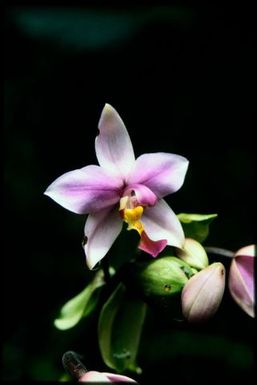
[43,188,51,197]
[172,233,186,249]
[98,103,118,130]
[85,252,100,271]
[103,103,115,115]
[87,263,95,271]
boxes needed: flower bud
[181,262,225,322]
[79,371,136,383]
[228,245,255,318]
[132,256,192,299]
[176,238,209,270]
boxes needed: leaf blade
[177,213,218,243]
[54,270,105,330]
[98,283,146,373]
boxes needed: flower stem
[204,246,234,258]
[102,256,111,284]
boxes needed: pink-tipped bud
[228,245,255,318]
[79,371,137,383]
[181,262,225,322]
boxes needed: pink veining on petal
[44,165,122,214]
[236,255,254,300]
[127,152,189,198]
[139,231,167,257]
[229,258,254,317]
[95,104,135,179]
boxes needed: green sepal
[54,270,105,330]
[177,213,218,243]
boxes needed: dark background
[3,3,256,384]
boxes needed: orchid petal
[128,152,189,198]
[229,245,255,317]
[235,246,255,297]
[83,207,123,269]
[235,245,255,258]
[123,183,157,207]
[142,199,185,248]
[229,259,254,317]
[44,165,122,214]
[79,371,111,382]
[236,255,254,299]
[95,104,135,179]
[79,371,136,383]
[139,231,167,257]
[103,373,137,383]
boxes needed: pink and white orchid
[44,104,189,269]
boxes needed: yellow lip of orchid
[120,196,144,235]
[122,205,144,235]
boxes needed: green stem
[102,256,111,284]
[204,246,234,258]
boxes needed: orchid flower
[45,104,189,269]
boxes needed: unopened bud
[182,262,225,322]
[79,371,136,383]
[132,256,192,299]
[176,238,209,270]
[229,245,255,318]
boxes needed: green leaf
[54,270,105,330]
[98,283,146,373]
[177,213,218,243]
[59,373,71,382]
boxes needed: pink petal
[79,371,136,383]
[79,371,111,382]
[141,199,185,248]
[235,245,255,258]
[127,152,189,198]
[235,245,255,298]
[83,207,123,269]
[44,165,123,214]
[139,231,167,257]
[104,372,137,383]
[236,255,254,299]
[123,183,157,207]
[229,255,255,318]
[95,104,135,179]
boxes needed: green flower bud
[181,262,225,322]
[131,256,192,299]
[177,238,209,270]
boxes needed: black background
[3,2,256,383]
